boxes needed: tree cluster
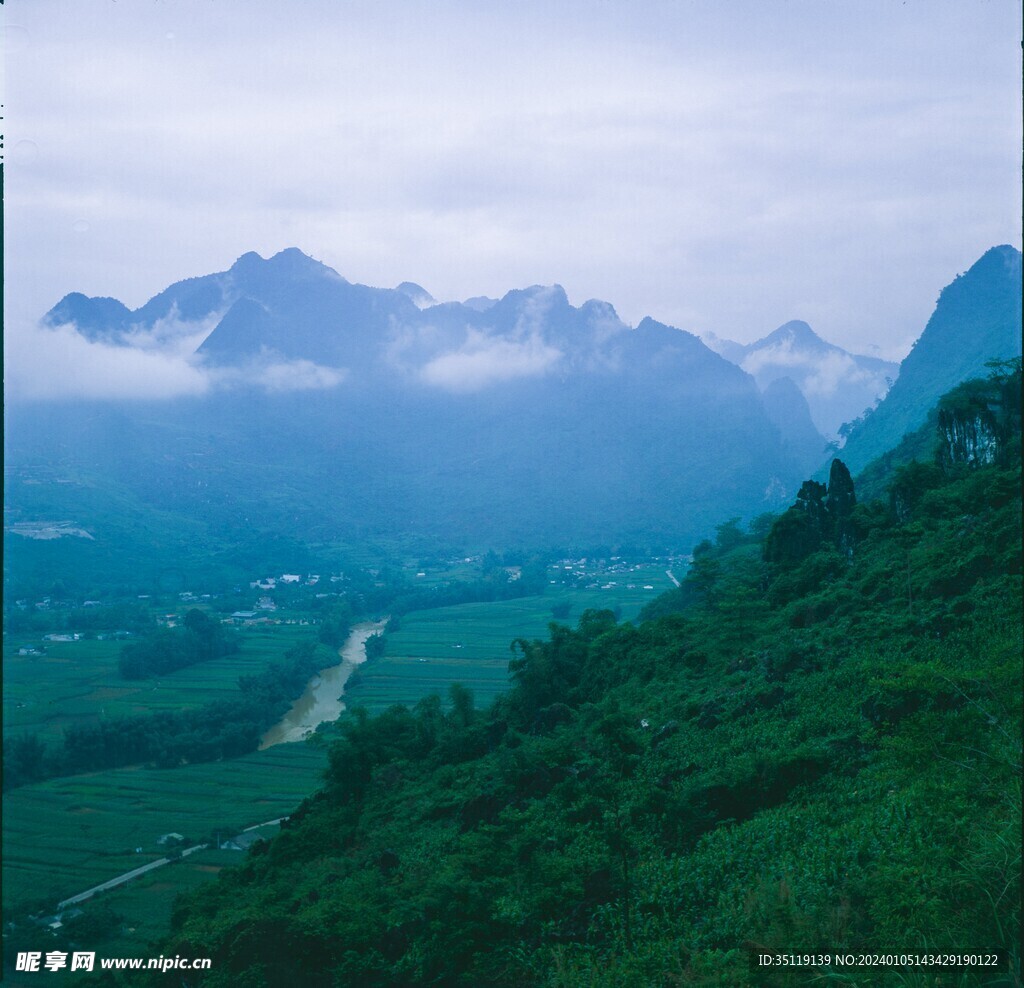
[118,609,239,679]
[3,641,326,790]
[763,459,858,566]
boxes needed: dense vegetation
[2,639,336,791]
[358,557,551,620]
[138,369,1020,986]
[119,609,240,679]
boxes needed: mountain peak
[395,282,437,308]
[836,243,1022,472]
[43,293,133,339]
[463,295,498,312]
[739,321,898,437]
[268,248,338,277]
[231,250,264,269]
[762,320,822,347]
[634,316,702,348]
[491,284,571,319]
[230,248,342,281]
[580,298,621,320]
[966,244,1022,279]
[521,284,569,305]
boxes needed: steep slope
[838,245,1022,473]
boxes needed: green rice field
[2,742,326,913]
[3,623,315,743]
[344,567,673,713]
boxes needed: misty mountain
[394,282,438,308]
[704,321,898,437]
[837,245,1023,474]
[760,377,828,473]
[462,296,499,312]
[11,251,819,590]
[22,244,1016,593]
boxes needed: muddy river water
[258,619,387,749]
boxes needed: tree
[319,601,354,648]
[448,683,475,728]
[685,552,721,604]
[714,517,744,550]
[826,459,857,557]
[2,734,48,789]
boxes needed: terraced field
[77,844,252,947]
[2,565,674,949]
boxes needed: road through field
[56,816,287,910]
[57,843,209,909]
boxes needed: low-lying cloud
[6,321,347,401]
[220,352,348,393]
[116,308,224,357]
[6,321,212,401]
[742,340,882,399]
[419,331,562,392]
[799,352,878,399]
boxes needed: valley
[2,554,677,963]
[3,246,1020,984]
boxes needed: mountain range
[9,255,809,590]
[5,245,1020,593]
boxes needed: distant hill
[837,245,1022,474]
[704,321,898,437]
[760,376,828,474]
[394,282,438,308]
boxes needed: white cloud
[801,352,876,399]
[5,322,346,400]
[419,331,562,392]
[217,353,348,393]
[3,0,1020,359]
[383,316,469,375]
[741,338,886,399]
[5,321,212,401]
[118,307,223,356]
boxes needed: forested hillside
[134,365,1020,986]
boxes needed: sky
[4,0,1022,397]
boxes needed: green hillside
[117,366,1021,987]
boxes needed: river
[258,619,387,749]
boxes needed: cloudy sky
[5,0,1022,381]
